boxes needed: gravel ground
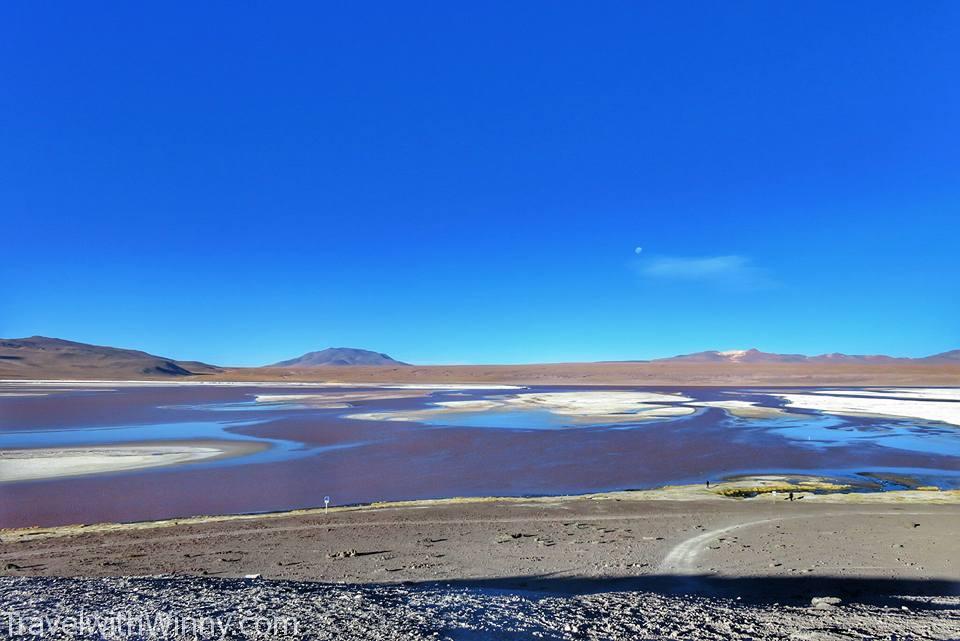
[3,495,957,640]
[0,576,958,641]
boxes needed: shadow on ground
[400,574,960,610]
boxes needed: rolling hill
[0,336,222,379]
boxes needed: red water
[1,385,956,527]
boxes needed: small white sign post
[324,496,331,514]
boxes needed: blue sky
[2,2,958,365]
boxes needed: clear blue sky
[2,2,958,365]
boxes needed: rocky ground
[1,491,958,639]
[0,575,958,640]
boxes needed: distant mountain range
[0,336,222,379]
[1,337,958,380]
[0,338,408,378]
[270,347,409,367]
[654,348,960,364]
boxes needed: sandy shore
[0,440,266,483]
[1,485,957,639]
[2,483,957,580]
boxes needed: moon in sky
[634,246,643,255]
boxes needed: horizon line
[4,335,958,368]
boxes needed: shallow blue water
[0,419,266,447]
[740,414,960,456]
[421,409,574,430]
[0,417,334,466]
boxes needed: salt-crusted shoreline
[348,390,699,423]
[810,388,960,401]
[773,393,960,426]
[0,441,265,483]
[689,399,799,419]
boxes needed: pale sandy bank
[348,390,699,423]
[0,440,266,483]
[773,392,960,426]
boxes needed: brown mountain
[0,336,222,379]
[920,349,960,363]
[270,347,410,367]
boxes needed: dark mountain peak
[270,347,410,367]
[0,336,221,378]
